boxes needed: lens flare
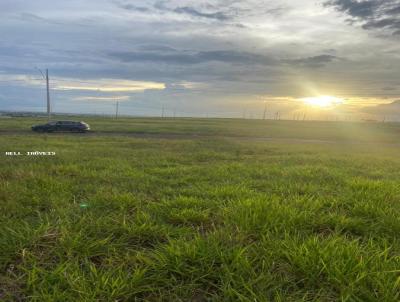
[302,96,343,108]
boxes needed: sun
[302,96,343,108]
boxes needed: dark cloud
[153,1,168,11]
[284,55,339,68]
[136,44,177,52]
[173,6,230,21]
[325,0,378,18]
[387,5,400,15]
[115,1,231,21]
[362,18,400,32]
[19,12,48,22]
[264,6,289,17]
[18,12,66,26]
[109,49,276,65]
[109,49,340,68]
[16,12,93,27]
[113,1,150,12]
[325,0,400,35]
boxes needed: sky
[0,0,399,120]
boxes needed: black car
[31,121,90,133]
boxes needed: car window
[48,122,57,125]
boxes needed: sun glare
[302,96,343,108]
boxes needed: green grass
[1,117,400,301]
[1,116,400,143]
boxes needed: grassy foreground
[1,117,400,301]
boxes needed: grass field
[1,117,400,301]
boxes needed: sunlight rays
[302,96,344,108]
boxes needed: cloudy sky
[0,0,399,120]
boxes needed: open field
[1,117,400,301]
[1,117,400,143]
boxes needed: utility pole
[161,105,165,118]
[263,102,267,120]
[35,67,51,120]
[46,69,50,120]
[115,101,119,119]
